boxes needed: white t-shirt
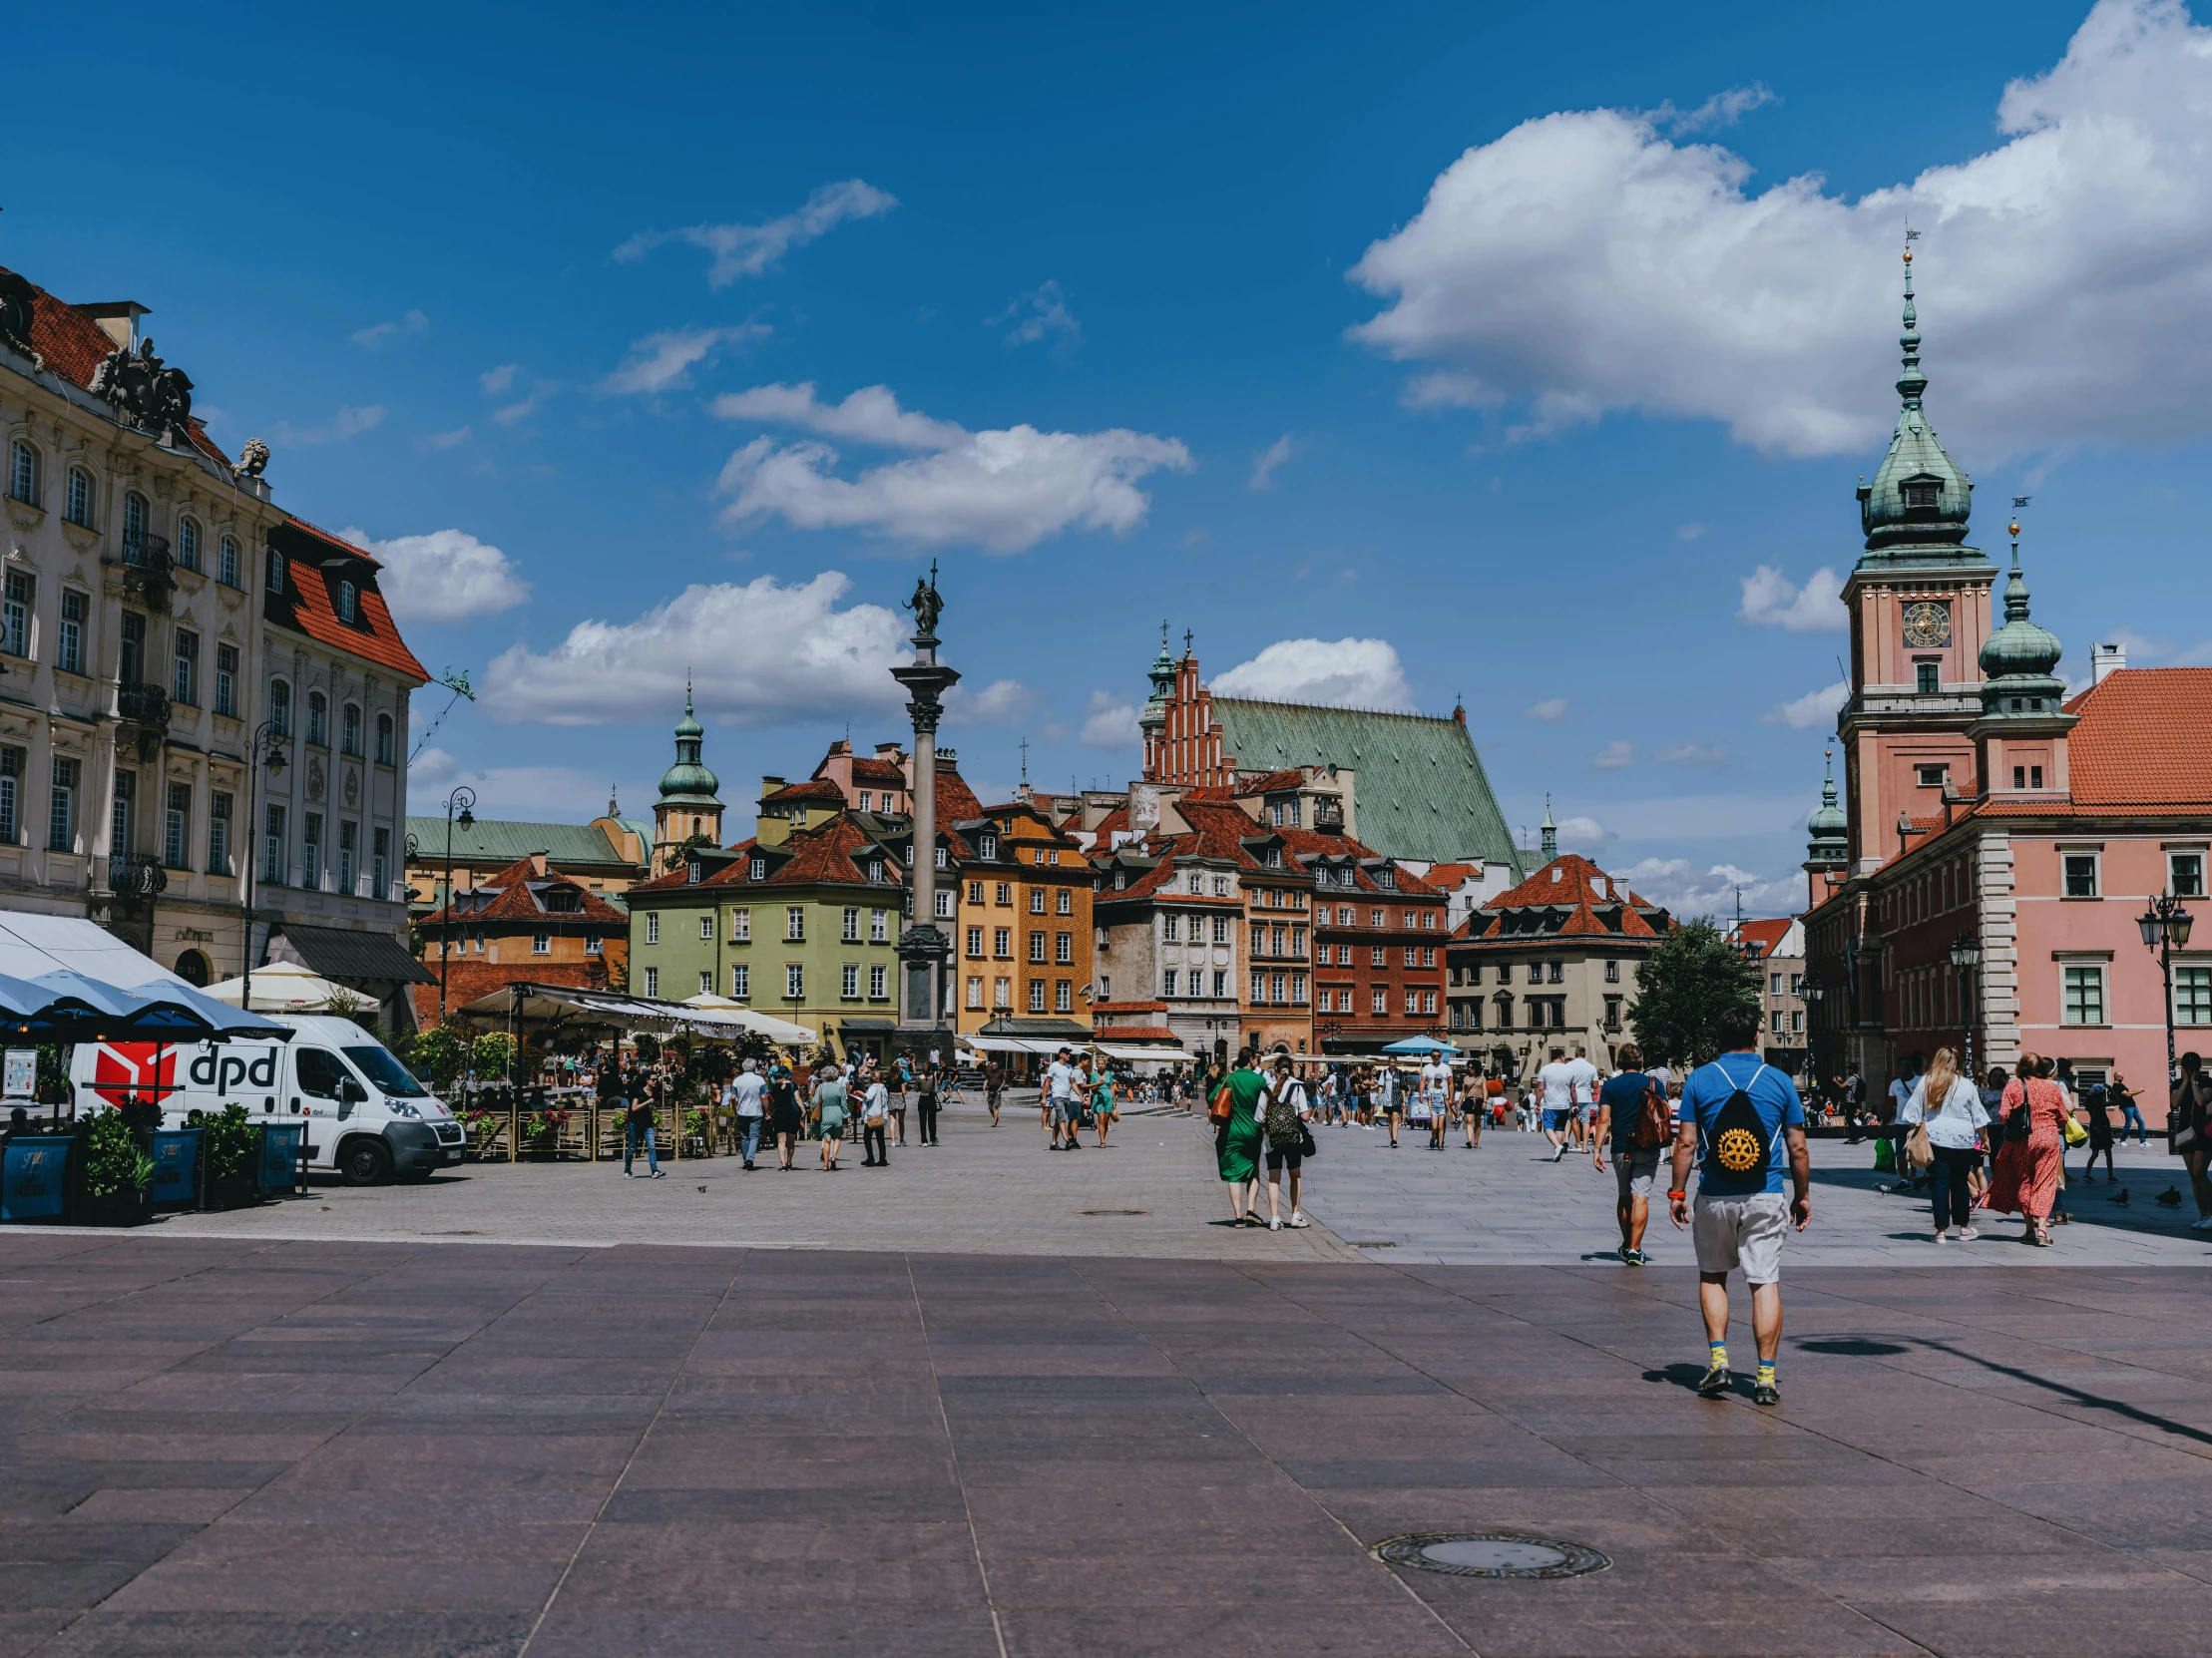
[1047,1060,1077,1101]
[1563,1055,1599,1106]
[1420,1060,1453,1103]
[728,1072,766,1117]
[1538,1060,1577,1110]
[1889,1075,1917,1120]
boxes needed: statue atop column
[905,561,944,643]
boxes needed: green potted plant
[195,1103,262,1210]
[78,1107,156,1226]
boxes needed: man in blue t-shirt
[1591,1042,1665,1267]
[1667,1008,1810,1408]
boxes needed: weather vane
[2011,495,2031,510]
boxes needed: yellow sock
[1708,1341,1727,1369]
[1757,1361,1776,1386]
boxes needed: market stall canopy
[680,996,818,1045]
[203,961,376,1015]
[0,918,287,1040]
[1092,1043,1187,1063]
[457,982,702,1036]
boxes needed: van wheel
[340,1139,393,1186]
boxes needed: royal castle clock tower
[1836,247,1998,874]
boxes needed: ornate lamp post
[239,720,289,1012]
[436,785,478,1025]
[2137,893,2196,1091]
[889,566,959,1052]
[1948,931,1982,1084]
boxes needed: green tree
[400,1023,471,1089]
[1630,919,1761,1068]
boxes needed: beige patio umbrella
[203,960,375,1014]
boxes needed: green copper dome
[657,686,722,805]
[1979,535,2066,712]
[1806,747,1848,864]
[1858,249,1974,555]
[1142,623,1175,719]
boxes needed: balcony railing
[109,853,168,900]
[116,680,171,728]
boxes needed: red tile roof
[1465,853,1666,944]
[1092,1000,1168,1014]
[419,855,629,931]
[268,517,428,683]
[763,779,846,806]
[2064,668,2212,808]
[1486,854,1650,913]
[1736,918,1795,958]
[850,756,906,786]
[934,762,985,825]
[1235,768,1308,794]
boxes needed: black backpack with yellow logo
[1699,1061,1774,1182]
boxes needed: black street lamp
[436,785,478,1026]
[2137,893,2196,1090]
[1948,931,1983,1083]
[239,720,289,1012]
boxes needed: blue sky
[10,0,2206,918]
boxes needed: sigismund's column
[890,564,960,1043]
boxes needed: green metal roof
[1210,699,1525,875]
[404,816,641,873]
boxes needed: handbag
[1207,1083,1232,1124]
[1297,1123,1319,1158]
[1903,1120,1935,1173]
[2061,1113,2088,1148]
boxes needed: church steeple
[1856,241,1977,560]
[653,680,725,872]
[1540,796,1557,863]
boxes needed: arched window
[269,678,292,737]
[265,545,285,596]
[176,517,202,573]
[7,440,35,505]
[336,581,358,624]
[219,536,240,588]
[307,691,328,748]
[341,702,362,756]
[65,467,92,527]
[375,711,394,765]
[122,492,148,563]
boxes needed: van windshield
[342,1044,430,1097]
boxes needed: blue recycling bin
[148,1129,203,1208]
[259,1122,305,1196]
[1,1136,71,1223]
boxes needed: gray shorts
[1692,1191,1789,1285]
[1051,1096,1079,1125]
[1613,1148,1662,1199]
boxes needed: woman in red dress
[1984,1051,2066,1246]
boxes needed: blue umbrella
[0,970,287,1043]
[1381,1036,1460,1054]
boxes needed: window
[341,703,361,756]
[260,802,285,882]
[375,712,394,765]
[109,768,135,856]
[979,833,997,859]
[2169,852,2205,899]
[1422,990,1437,1015]
[1055,981,1072,1014]
[967,926,983,958]
[119,612,145,685]
[1055,932,1073,965]
[1056,887,1072,915]
[306,691,327,748]
[2061,853,2099,898]
[1771,973,1785,996]
[532,933,551,956]
[172,630,199,705]
[1163,969,1178,997]
[1372,988,1388,1015]
[1377,869,1396,892]
[1791,973,1804,996]
[996,882,1012,906]
[1916,764,1950,788]
[266,545,285,596]
[842,906,861,943]
[2176,967,2212,1027]
[1370,908,1385,928]
[1162,913,1179,944]
[2061,965,2106,1026]
[336,581,358,624]
[934,888,953,919]
[163,783,190,868]
[992,975,1010,1008]
[177,518,201,573]
[1916,661,1939,694]
[1028,980,1046,1013]
[269,679,291,737]
[1028,931,1046,964]
[208,791,230,874]
[208,642,237,717]
[1903,479,1940,509]
[785,964,804,999]
[301,812,322,888]
[1404,945,1417,968]
[1771,1009,1784,1034]
[1212,915,1230,945]
[1527,963,1544,984]
[7,441,35,505]
[934,845,949,870]
[731,964,750,1000]
[1791,1010,1803,1033]
[121,493,148,564]
[1212,970,1228,999]
[219,535,240,589]
[1403,989,1418,1015]
[842,964,860,999]
[58,591,86,675]
[644,967,660,998]
[750,855,767,882]
[1030,888,1045,914]
[1269,972,1285,1004]
[646,913,660,945]
[728,908,750,942]
[870,909,888,943]
[697,913,712,940]
[1372,946,1386,968]
[0,746,20,844]
[1549,961,1565,984]
[966,976,984,1010]
[1604,996,1623,1031]
[994,926,1012,957]
[65,467,92,527]
[373,825,389,896]
[786,906,805,942]
[966,881,983,904]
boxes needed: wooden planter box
[78,1188,154,1228]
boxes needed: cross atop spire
[1182,627,1194,655]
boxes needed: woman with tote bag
[1899,1046,1988,1243]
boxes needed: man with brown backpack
[1592,1042,1670,1265]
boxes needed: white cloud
[351,309,428,348]
[713,383,1191,553]
[602,325,770,395]
[1614,857,1803,920]
[1590,740,1637,770]
[1080,691,1142,750]
[1524,697,1569,721]
[1248,433,1307,491]
[340,527,531,623]
[1349,0,2212,458]
[482,571,907,727]
[1212,637,1414,710]
[491,386,554,428]
[410,746,636,825]
[1553,815,1615,850]
[615,179,898,287]
[1647,83,1777,137]
[990,280,1081,350]
[424,426,472,450]
[267,404,386,446]
[944,678,1040,726]
[1654,741,1730,769]
[1676,523,1709,542]
[1740,565,1849,631]
[480,363,520,396]
[1765,679,1851,730]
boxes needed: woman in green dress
[1089,1060,1116,1147]
[1211,1054,1267,1225]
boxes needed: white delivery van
[72,1015,465,1184]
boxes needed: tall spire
[1897,239,1926,411]
[1978,517,2064,701]
[1540,795,1557,862]
[1806,744,1847,866]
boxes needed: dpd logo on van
[89,1043,179,1109]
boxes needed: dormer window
[1265,848,1283,868]
[1902,479,1940,510]
[934,846,948,869]
[1377,869,1396,891]
[336,581,358,624]
[904,844,915,866]
[687,862,702,884]
[1114,869,1126,891]
[749,855,767,881]
[979,834,998,860]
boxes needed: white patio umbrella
[203,960,375,1014]
[679,994,817,1045]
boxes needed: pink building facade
[1803,251,2211,1099]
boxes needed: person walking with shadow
[624,1063,664,1179]
[812,1062,850,1170]
[1211,1050,1267,1226]
[859,1067,890,1167]
[915,1056,942,1146]
[1899,1045,1988,1243]
[1593,1042,1667,1265]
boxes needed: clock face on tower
[1902,601,1952,649]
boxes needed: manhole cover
[1074,1208,1149,1216]
[1349,1240,1397,1248]
[1373,1530,1610,1579]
